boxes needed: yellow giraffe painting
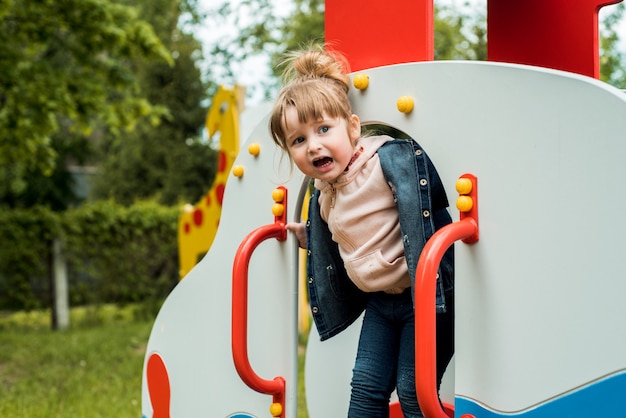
[177,85,245,279]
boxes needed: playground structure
[177,85,244,279]
[142,1,626,417]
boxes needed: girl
[269,46,455,418]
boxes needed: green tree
[0,0,172,200]
[435,3,486,61]
[205,0,487,98]
[205,0,625,98]
[600,3,626,88]
[0,133,91,211]
[92,0,216,206]
[205,0,285,101]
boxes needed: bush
[0,206,59,310]
[0,201,180,311]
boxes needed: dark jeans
[347,289,455,418]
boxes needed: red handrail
[232,187,288,417]
[415,218,478,418]
[415,174,479,418]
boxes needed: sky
[195,0,626,104]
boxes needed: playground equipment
[142,1,626,417]
[177,85,244,279]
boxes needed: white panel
[347,61,626,411]
[141,111,305,418]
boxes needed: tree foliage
[91,0,217,207]
[205,0,489,97]
[2,0,623,210]
[205,0,284,101]
[435,4,486,61]
[205,0,625,100]
[0,134,92,211]
[0,0,216,209]
[600,3,626,88]
[0,0,172,199]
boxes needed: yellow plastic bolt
[269,402,283,417]
[272,188,285,202]
[248,142,261,156]
[456,196,474,212]
[272,203,285,217]
[232,165,244,177]
[456,177,473,195]
[353,73,369,90]
[396,96,414,113]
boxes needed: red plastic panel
[325,0,434,71]
[146,353,171,418]
[487,0,623,78]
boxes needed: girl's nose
[307,138,321,153]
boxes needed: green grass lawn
[0,305,309,417]
[0,305,150,418]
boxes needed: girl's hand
[286,222,307,249]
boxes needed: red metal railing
[232,186,288,417]
[415,174,478,418]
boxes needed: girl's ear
[348,114,361,141]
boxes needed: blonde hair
[270,46,354,155]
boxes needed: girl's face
[282,106,361,182]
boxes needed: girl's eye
[293,136,305,145]
[319,126,329,134]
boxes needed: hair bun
[285,48,350,93]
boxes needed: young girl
[269,46,455,418]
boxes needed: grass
[0,305,309,418]
[0,305,151,418]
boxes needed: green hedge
[0,201,180,311]
[0,207,60,310]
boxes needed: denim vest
[305,138,454,341]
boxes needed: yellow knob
[396,96,414,113]
[269,402,283,416]
[353,73,369,90]
[456,196,474,212]
[272,188,285,202]
[456,178,473,195]
[248,142,261,156]
[232,165,244,177]
[272,203,284,217]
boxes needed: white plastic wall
[142,61,626,418]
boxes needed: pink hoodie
[315,135,410,294]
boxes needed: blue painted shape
[455,371,626,417]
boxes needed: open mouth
[313,157,333,168]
